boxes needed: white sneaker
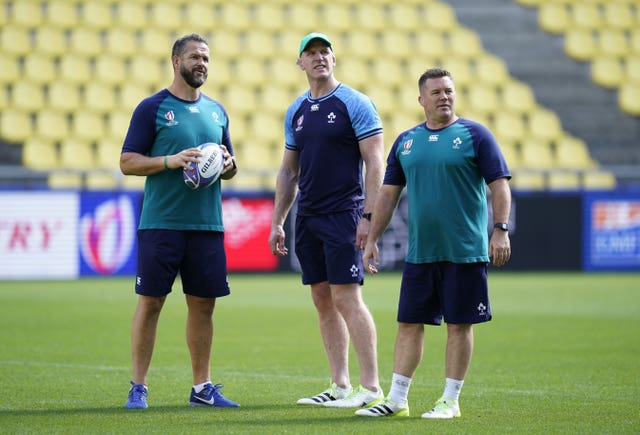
[296,382,352,405]
[421,397,461,419]
[355,396,410,417]
[324,385,383,408]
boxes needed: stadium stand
[0,0,636,191]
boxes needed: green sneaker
[355,396,409,417]
[324,385,383,408]
[421,397,461,419]
[296,382,352,405]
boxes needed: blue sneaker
[189,383,240,408]
[125,381,148,409]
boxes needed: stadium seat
[448,28,484,59]
[46,1,80,29]
[389,4,423,31]
[58,54,92,85]
[380,32,412,60]
[254,4,286,31]
[603,2,636,31]
[493,112,527,143]
[499,141,521,170]
[23,55,57,85]
[12,1,44,27]
[95,138,123,169]
[625,56,640,83]
[591,56,625,89]
[183,4,217,28]
[94,55,128,86]
[120,174,146,191]
[266,58,300,87]
[148,3,182,31]
[582,169,617,190]
[554,135,597,169]
[114,2,147,30]
[467,86,500,115]
[413,31,446,61]
[83,82,117,114]
[354,4,386,31]
[105,28,138,58]
[527,108,563,143]
[570,3,602,30]
[0,109,33,143]
[248,112,283,148]
[257,85,293,113]
[47,82,81,113]
[70,27,103,57]
[107,110,132,143]
[0,55,20,85]
[140,29,174,59]
[520,141,555,170]
[0,86,7,111]
[218,4,252,31]
[118,83,150,113]
[500,81,538,114]
[320,4,352,32]
[538,3,570,34]
[547,170,581,191]
[564,29,596,62]
[80,2,113,30]
[243,30,278,59]
[424,2,458,32]
[597,29,629,58]
[510,170,546,191]
[34,26,68,56]
[474,54,510,87]
[129,57,165,89]
[343,32,378,59]
[11,82,46,112]
[59,138,96,169]
[365,86,397,118]
[71,112,106,142]
[48,172,84,189]
[371,59,404,87]
[35,109,70,142]
[0,25,31,56]
[440,58,474,89]
[22,138,60,171]
[285,4,322,30]
[85,171,118,190]
[618,82,640,116]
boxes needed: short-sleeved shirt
[122,89,233,231]
[284,83,383,216]
[384,118,511,264]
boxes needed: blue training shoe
[189,383,240,408]
[125,381,148,409]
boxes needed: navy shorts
[398,262,491,325]
[135,229,230,298]
[295,210,364,286]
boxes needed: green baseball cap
[298,32,332,56]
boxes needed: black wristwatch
[494,222,508,232]
[362,213,372,221]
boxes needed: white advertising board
[0,192,79,279]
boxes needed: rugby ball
[183,143,225,190]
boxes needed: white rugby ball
[183,143,225,190]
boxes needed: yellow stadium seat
[554,135,597,169]
[335,58,370,89]
[118,83,150,113]
[424,2,458,32]
[527,108,563,143]
[475,54,510,87]
[0,85,7,110]
[114,2,147,30]
[500,81,538,114]
[520,141,555,170]
[11,82,45,112]
[371,59,404,87]
[129,57,165,88]
[0,25,31,56]
[71,112,106,142]
[547,170,581,190]
[257,86,293,113]
[618,82,640,116]
[414,32,446,61]
[320,5,352,32]
[96,138,123,169]
[389,4,423,31]
[105,28,138,58]
[85,171,118,190]
[94,55,128,86]
[248,112,283,147]
[591,56,625,89]
[120,175,146,191]
[564,29,596,62]
[107,110,133,143]
[499,141,521,170]
[510,170,546,191]
[48,172,84,190]
[232,58,267,88]
[59,138,96,169]
[354,4,386,31]
[538,3,570,34]
[603,3,636,31]
[46,1,80,29]
[380,32,412,60]
[34,26,67,56]
[58,54,92,85]
[493,112,527,143]
[70,27,103,57]
[35,109,70,142]
[447,27,483,59]
[23,55,57,85]
[597,29,629,58]
[47,82,81,113]
[0,56,20,84]
[582,170,616,190]
[148,3,182,31]
[467,86,500,115]
[365,86,397,117]
[12,2,44,27]
[243,31,277,59]
[285,4,322,30]
[1,109,33,143]
[22,138,60,170]
[254,4,286,31]
[343,31,378,59]
[223,86,258,117]
[83,82,117,114]
[218,4,252,31]
[625,56,640,83]
[571,3,602,30]
[80,2,113,30]
[266,57,300,87]
[140,29,174,59]
[440,58,474,88]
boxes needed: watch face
[495,223,508,231]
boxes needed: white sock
[443,377,464,401]
[388,373,412,404]
[193,381,211,393]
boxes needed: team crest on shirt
[327,112,336,123]
[452,137,462,149]
[311,104,320,111]
[428,134,439,142]
[211,112,221,123]
[165,111,178,126]
[401,139,413,156]
[295,115,304,132]
[188,106,200,113]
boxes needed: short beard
[180,65,207,89]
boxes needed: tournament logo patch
[401,139,413,156]
[165,110,178,126]
[295,115,304,132]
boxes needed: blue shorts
[135,229,230,298]
[398,262,490,325]
[295,211,364,286]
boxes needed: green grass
[0,272,639,434]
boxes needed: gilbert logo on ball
[183,143,224,190]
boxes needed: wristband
[163,155,168,170]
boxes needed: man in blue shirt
[269,33,385,408]
[120,34,239,410]
[357,68,512,419]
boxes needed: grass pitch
[0,272,638,434]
